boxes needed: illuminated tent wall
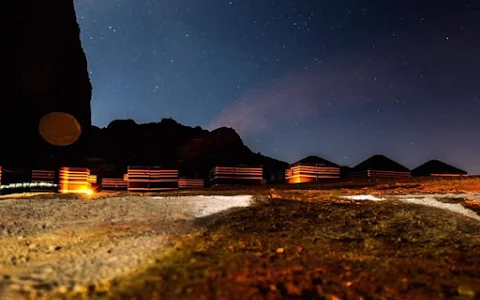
[59,167,91,194]
[88,174,98,191]
[178,178,204,189]
[127,166,179,192]
[31,170,57,192]
[101,177,128,192]
[412,160,468,177]
[349,155,411,180]
[209,165,263,186]
[286,156,340,184]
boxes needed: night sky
[74,0,480,173]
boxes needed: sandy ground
[1,177,480,299]
[115,192,480,300]
[0,195,253,298]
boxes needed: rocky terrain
[0,195,253,298]
[1,178,480,299]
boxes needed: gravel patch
[0,195,253,298]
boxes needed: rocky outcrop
[87,119,288,181]
[1,0,92,167]
[0,0,285,178]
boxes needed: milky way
[74,0,480,173]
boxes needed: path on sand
[0,195,253,298]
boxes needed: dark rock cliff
[0,1,286,180]
[87,119,289,181]
[1,0,92,167]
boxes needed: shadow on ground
[112,198,480,299]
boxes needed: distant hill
[86,118,289,180]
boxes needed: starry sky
[74,0,480,173]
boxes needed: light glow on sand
[153,195,254,218]
[340,195,386,201]
[60,189,94,196]
[339,193,480,222]
[395,195,480,222]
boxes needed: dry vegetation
[113,199,480,300]
[1,177,480,299]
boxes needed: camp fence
[178,178,204,189]
[101,178,128,191]
[268,171,286,184]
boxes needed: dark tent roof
[353,154,410,172]
[412,160,467,176]
[292,156,339,167]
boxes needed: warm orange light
[60,188,94,196]
[59,167,92,195]
[285,165,341,184]
[287,176,317,184]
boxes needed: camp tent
[286,156,340,184]
[349,154,411,179]
[209,165,263,186]
[412,160,467,177]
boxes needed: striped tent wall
[178,178,204,189]
[59,167,91,194]
[430,173,468,177]
[88,175,98,185]
[209,166,263,186]
[411,160,468,177]
[348,170,411,179]
[101,178,128,192]
[286,165,340,184]
[127,166,179,192]
[31,170,57,192]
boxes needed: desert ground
[1,178,480,299]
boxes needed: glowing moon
[39,112,82,146]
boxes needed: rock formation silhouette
[87,119,288,181]
[1,0,92,168]
[0,1,286,179]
